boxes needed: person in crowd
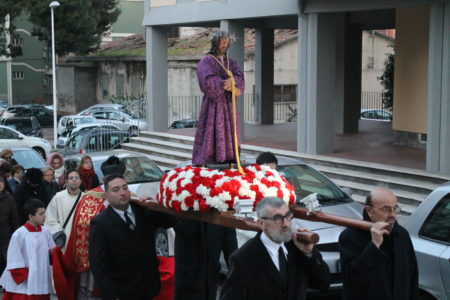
[7,165,24,194]
[42,167,59,201]
[47,152,66,188]
[89,174,176,300]
[44,169,83,252]
[0,149,18,166]
[0,176,19,277]
[256,151,278,169]
[220,197,330,300]
[13,168,48,223]
[0,162,13,194]
[192,30,245,165]
[78,155,100,192]
[0,198,55,300]
[55,156,126,300]
[338,188,419,300]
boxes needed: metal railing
[361,91,386,111]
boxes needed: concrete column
[220,20,245,140]
[255,28,274,125]
[145,26,168,131]
[297,13,337,154]
[427,3,450,174]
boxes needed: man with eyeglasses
[220,197,330,300]
[338,188,419,300]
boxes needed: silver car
[86,110,147,135]
[404,183,450,300]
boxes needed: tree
[378,50,395,110]
[26,0,120,56]
[0,0,26,57]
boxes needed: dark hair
[25,168,43,185]
[101,156,125,177]
[256,152,278,166]
[104,174,125,191]
[65,169,80,180]
[365,194,373,206]
[11,164,24,175]
[0,161,12,174]
[23,198,45,217]
[208,31,231,55]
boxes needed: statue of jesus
[192,31,245,165]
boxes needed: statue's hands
[235,89,241,97]
[223,79,232,91]
[370,221,389,248]
[292,228,314,255]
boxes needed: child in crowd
[0,199,55,300]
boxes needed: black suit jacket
[220,232,330,300]
[89,203,176,300]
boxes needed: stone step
[131,136,193,153]
[121,144,183,168]
[315,165,439,196]
[333,178,425,208]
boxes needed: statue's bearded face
[216,37,230,56]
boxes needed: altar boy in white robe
[0,198,55,300]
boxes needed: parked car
[64,149,174,256]
[1,105,61,127]
[57,115,97,135]
[0,101,8,114]
[403,183,450,300]
[87,110,147,135]
[0,116,43,137]
[169,119,198,129]
[56,123,121,149]
[77,104,130,116]
[360,109,392,121]
[0,125,51,158]
[0,146,47,170]
[62,128,131,156]
[177,154,362,295]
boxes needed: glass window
[0,128,18,139]
[123,156,164,184]
[419,194,450,244]
[61,117,67,127]
[13,150,46,169]
[277,164,351,207]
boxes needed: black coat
[220,232,330,300]
[89,203,176,300]
[0,190,19,264]
[13,181,49,223]
[174,220,237,300]
[338,222,419,300]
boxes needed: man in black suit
[89,174,175,300]
[220,197,330,300]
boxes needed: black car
[1,105,61,127]
[169,119,198,129]
[0,116,43,137]
[62,128,131,156]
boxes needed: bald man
[338,188,419,300]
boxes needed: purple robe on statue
[192,55,245,165]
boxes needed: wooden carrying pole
[136,201,320,244]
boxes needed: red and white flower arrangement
[157,164,296,212]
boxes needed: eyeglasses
[370,205,401,214]
[44,174,54,177]
[3,156,12,160]
[261,212,294,224]
[68,176,81,180]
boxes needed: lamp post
[49,1,60,147]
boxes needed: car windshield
[2,119,31,132]
[13,149,46,169]
[74,116,96,125]
[277,164,351,207]
[67,156,164,184]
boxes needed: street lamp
[49,1,60,147]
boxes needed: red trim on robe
[0,292,50,300]
[9,268,28,285]
[23,223,42,232]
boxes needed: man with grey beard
[220,197,329,300]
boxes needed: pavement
[166,119,426,170]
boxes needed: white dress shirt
[112,204,136,226]
[260,232,288,271]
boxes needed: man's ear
[257,219,264,230]
[364,205,373,218]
